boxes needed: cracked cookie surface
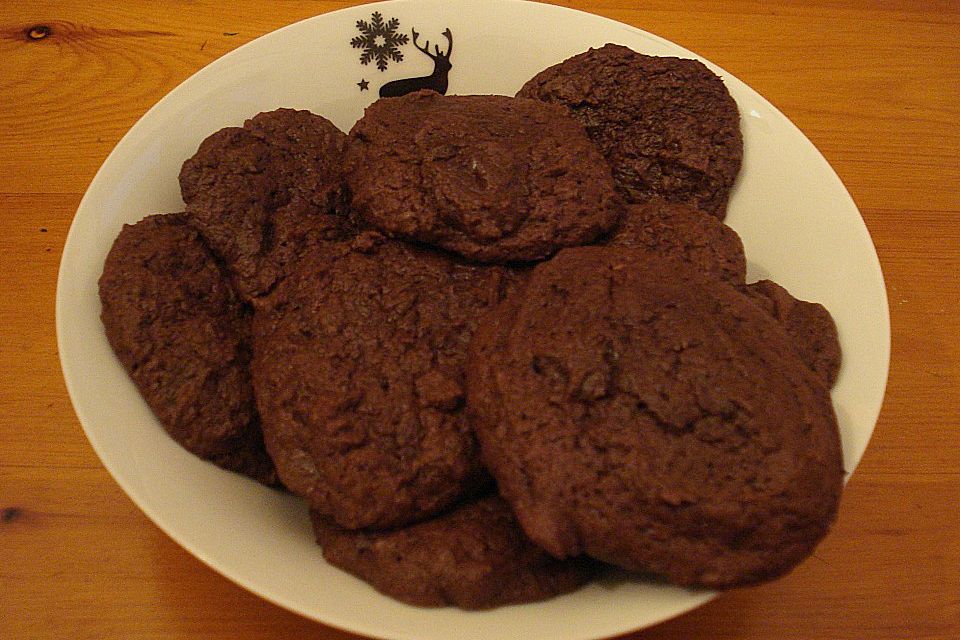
[604,199,746,285]
[311,495,599,609]
[740,279,842,387]
[179,108,351,301]
[98,213,277,485]
[467,246,843,588]
[252,234,520,530]
[346,90,622,263]
[517,44,742,219]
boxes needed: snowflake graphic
[351,12,410,72]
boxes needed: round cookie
[179,108,351,301]
[605,199,746,285]
[517,44,743,219]
[252,233,521,530]
[346,90,622,263]
[467,246,844,588]
[98,213,277,485]
[741,279,842,387]
[310,495,599,609]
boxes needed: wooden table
[1,1,957,638]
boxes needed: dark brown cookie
[310,495,599,609]
[98,213,277,485]
[346,90,622,262]
[252,233,520,530]
[518,44,743,219]
[467,246,844,588]
[179,108,351,300]
[741,280,842,387]
[605,199,746,285]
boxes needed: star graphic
[357,78,370,91]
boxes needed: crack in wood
[2,21,175,43]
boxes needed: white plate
[56,1,890,638]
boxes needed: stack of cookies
[99,44,844,609]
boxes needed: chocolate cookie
[605,199,746,285]
[346,90,622,262]
[467,246,844,588]
[98,213,277,485]
[741,280,842,387]
[311,495,599,609]
[252,233,519,529]
[179,108,351,300]
[517,44,743,219]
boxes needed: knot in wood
[2,506,23,523]
[26,25,52,40]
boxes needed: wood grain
[1,1,958,639]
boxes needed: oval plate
[56,1,890,638]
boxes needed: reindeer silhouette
[379,28,453,98]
